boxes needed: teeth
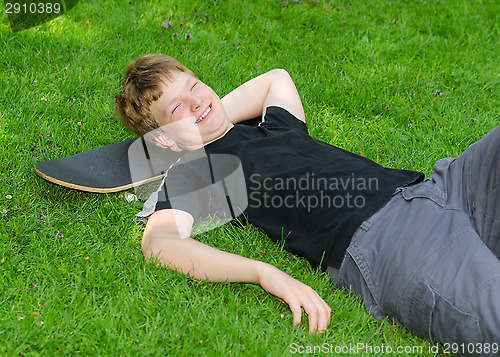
[196,106,211,123]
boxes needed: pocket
[402,179,447,208]
[409,282,483,346]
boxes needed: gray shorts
[331,125,500,357]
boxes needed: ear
[153,134,184,152]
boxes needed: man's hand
[153,133,183,152]
[256,262,331,334]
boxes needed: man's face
[149,72,231,150]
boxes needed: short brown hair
[115,54,195,137]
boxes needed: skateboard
[34,117,262,193]
[34,137,182,193]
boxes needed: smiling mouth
[195,105,212,124]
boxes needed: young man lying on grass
[115,54,500,356]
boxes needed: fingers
[153,135,170,148]
[311,298,332,334]
[288,285,332,335]
[302,291,331,335]
[153,135,183,152]
[170,143,183,152]
[289,302,303,327]
[258,264,331,334]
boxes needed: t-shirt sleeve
[258,106,309,134]
[137,153,246,229]
[137,163,208,223]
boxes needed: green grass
[1,0,499,355]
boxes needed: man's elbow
[269,68,291,80]
[141,227,179,264]
[141,229,154,261]
[141,221,174,262]
[140,209,194,262]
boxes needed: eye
[172,103,181,114]
[191,82,198,91]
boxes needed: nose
[189,94,202,111]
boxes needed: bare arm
[221,69,306,124]
[142,208,331,334]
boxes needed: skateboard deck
[34,117,262,194]
[34,137,181,193]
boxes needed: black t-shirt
[149,106,424,270]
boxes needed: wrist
[254,260,275,285]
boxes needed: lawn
[1,0,499,355]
